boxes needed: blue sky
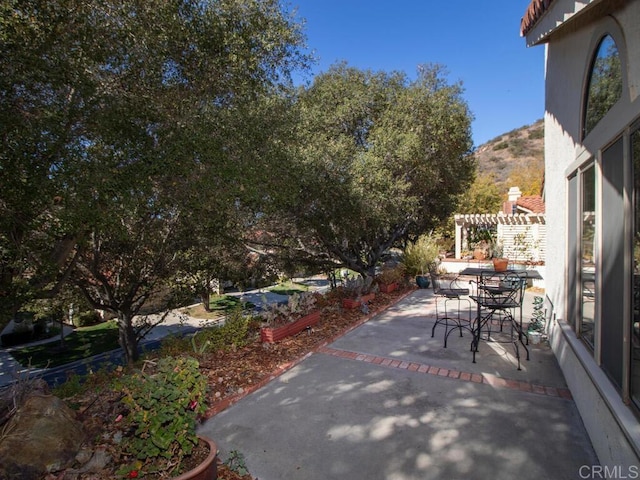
[287,0,544,147]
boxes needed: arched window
[583,34,622,137]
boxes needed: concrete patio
[200,288,599,480]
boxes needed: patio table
[458,267,542,280]
[467,270,531,370]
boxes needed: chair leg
[509,313,530,369]
[431,297,446,341]
[432,296,472,348]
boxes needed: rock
[77,447,112,473]
[75,447,94,465]
[0,393,86,479]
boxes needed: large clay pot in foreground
[173,435,218,480]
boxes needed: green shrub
[194,307,251,352]
[116,356,208,477]
[528,127,544,140]
[52,373,84,399]
[493,141,508,151]
[402,234,440,276]
[508,138,526,156]
[73,310,101,327]
[161,307,252,357]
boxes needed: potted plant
[402,233,440,288]
[527,295,545,344]
[259,291,321,342]
[491,239,509,272]
[376,265,405,293]
[116,355,217,479]
[468,226,494,260]
[341,276,375,309]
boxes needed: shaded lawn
[268,281,309,296]
[10,320,120,369]
[209,295,255,311]
[182,295,256,320]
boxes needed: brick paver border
[205,288,416,417]
[205,289,572,418]
[317,345,573,400]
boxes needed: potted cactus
[341,276,375,309]
[491,240,509,272]
[376,265,405,293]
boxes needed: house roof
[520,0,556,37]
[517,195,545,214]
[521,0,608,45]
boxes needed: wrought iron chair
[429,268,472,347]
[470,271,529,369]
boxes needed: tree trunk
[117,312,139,364]
[59,316,65,348]
[356,264,376,293]
[200,289,211,312]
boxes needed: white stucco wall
[543,27,587,328]
[538,0,640,468]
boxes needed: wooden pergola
[453,213,547,261]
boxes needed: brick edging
[204,288,417,418]
[317,345,573,400]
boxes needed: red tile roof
[520,0,556,36]
[517,195,545,213]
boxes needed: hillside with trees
[456,119,544,216]
[475,119,544,195]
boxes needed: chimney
[508,186,522,202]
[503,186,522,214]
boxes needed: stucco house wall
[525,0,640,468]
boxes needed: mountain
[473,119,544,188]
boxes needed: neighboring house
[522,0,640,467]
[454,186,546,263]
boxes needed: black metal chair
[470,271,529,369]
[429,268,472,347]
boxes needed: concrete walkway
[199,288,599,480]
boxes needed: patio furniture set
[430,267,543,370]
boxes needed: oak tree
[0,0,308,362]
[290,64,475,287]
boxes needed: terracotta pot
[378,282,398,293]
[260,310,321,343]
[493,258,509,272]
[172,435,217,480]
[342,293,375,309]
[473,248,487,260]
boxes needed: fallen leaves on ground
[62,284,414,480]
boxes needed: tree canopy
[287,63,475,282]
[0,0,309,362]
[1,1,478,364]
